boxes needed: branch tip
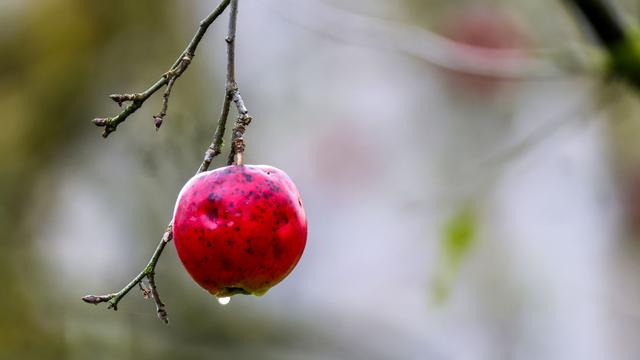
[153,115,164,130]
[109,94,137,107]
[92,118,109,127]
[81,294,113,305]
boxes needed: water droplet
[218,297,231,305]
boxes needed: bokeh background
[3,0,640,359]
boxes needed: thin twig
[201,0,246,171]
[216,0,252,166]
[154,74,177,130]
[147,271,168,324]
[83,0,246,323]
[138,281,151,299]
[82,224,173,313]
[92,0,231,137]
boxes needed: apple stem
[235,152,244,166]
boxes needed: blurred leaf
[430,205,477,304]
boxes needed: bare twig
[82,225,173,314]
[154,74,178,130]
[138,281,151,299]
[201,0,247,171]
[92,0,231,137]
[220,0,252,166]
[83,0,248,323]
[147,271,168,323]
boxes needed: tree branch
[82,224,174,323]
[276,0,582,80]
[222,0,253,166]
[564,0,625,49]
[564,0,640,89]
[92,0,231,137]
[83,0,248,323]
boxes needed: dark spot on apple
[273,239,283,258]
[243,173,253,182]
[235,226,240,232]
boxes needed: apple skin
[172,165,307,298]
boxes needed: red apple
[172,165,307,298]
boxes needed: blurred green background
[3,0,640,359]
